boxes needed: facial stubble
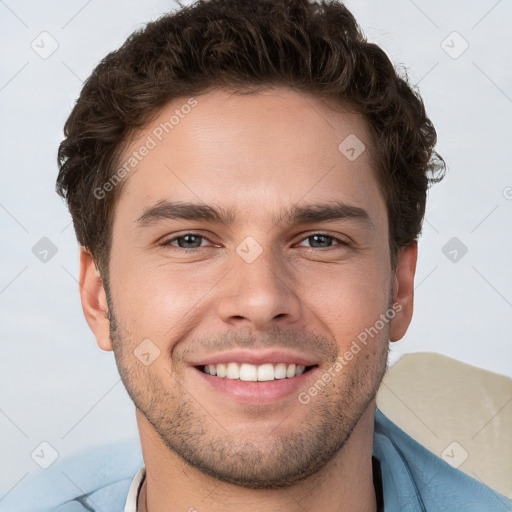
[104,280,390,490]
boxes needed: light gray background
[1,0,511,501]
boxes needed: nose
[215,242,302,331]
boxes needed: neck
[136,404,377,512]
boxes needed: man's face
[97,88,405,488]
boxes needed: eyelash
[159,232,350,252]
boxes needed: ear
[78,247,113,351]
[389,241,418,342]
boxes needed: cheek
[110,256,214,341]
[302,262,390,347]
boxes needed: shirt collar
[124,465,146,512]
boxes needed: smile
[198,362,317,381]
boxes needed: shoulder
[373,408,512,511]
[0,438,143,512]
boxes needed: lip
[191,364,320,405]
[189,349,320,367]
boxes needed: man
[14,0,512,510]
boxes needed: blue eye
[297,234,347,249]
[160,233,208,250]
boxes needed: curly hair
[56,0,445,280]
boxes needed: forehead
[113,87,386,229]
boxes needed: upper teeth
[203,362,307,381]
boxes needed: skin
[79,87,417,512]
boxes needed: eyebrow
[135,199,374,230]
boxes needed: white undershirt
[124,465,146,512]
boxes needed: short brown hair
[56,0,445,280]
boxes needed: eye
[160,233,211,250]
[159,232,349,252]
[295,233,349,249]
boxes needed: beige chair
[376,352,512,499]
